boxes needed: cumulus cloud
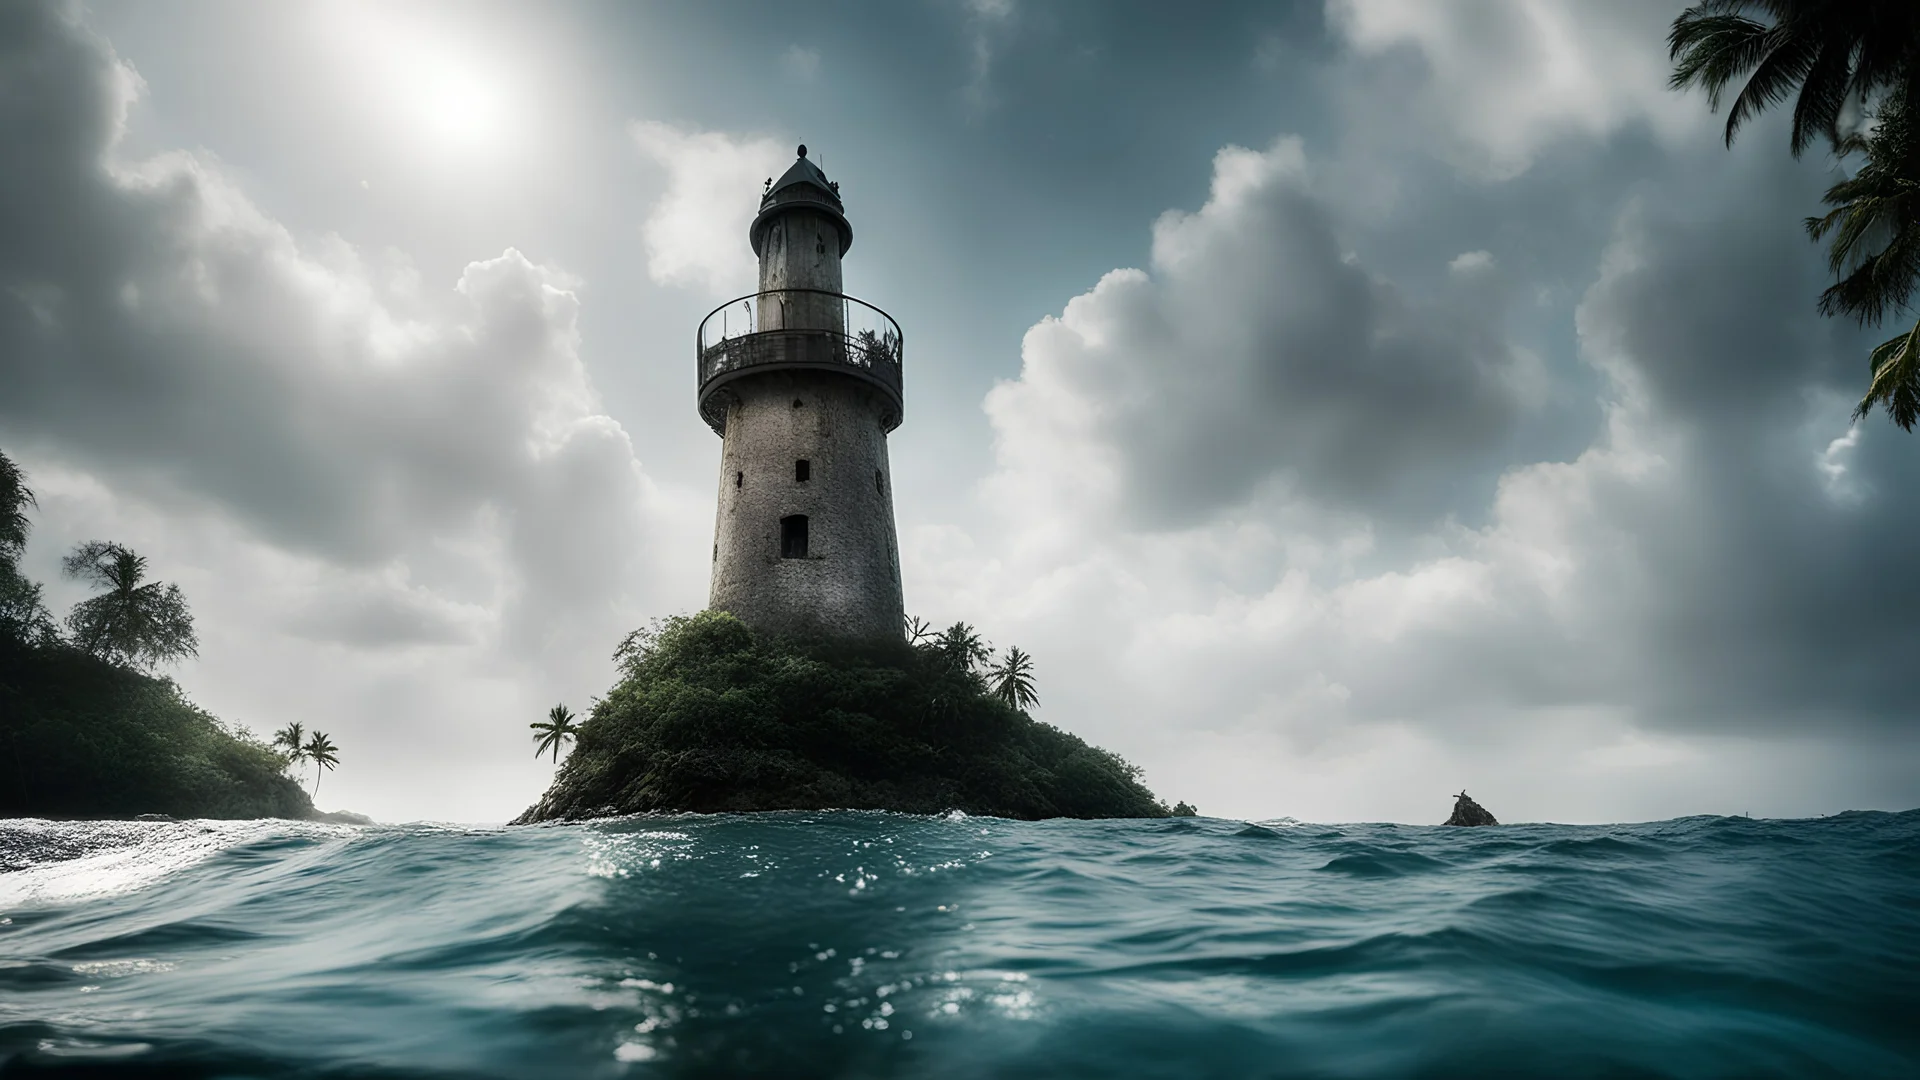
[983,137,1534,531]
[0,0,676,818]
[1328,0,1698,179]
[921,120,1920,822]
[630,120,787,296]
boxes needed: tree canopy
[62,540,199,671]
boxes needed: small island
[515,611,1175,823]
[1,450,334,822]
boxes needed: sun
[315,1,519,156]
[411,59,506,148]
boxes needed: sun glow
[315,2,522,155]
[411,57,507,147]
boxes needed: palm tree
[272,723,308,780]
[935,622,992,675]
[530,703,579,763]
[0,450,34,567]
[987,646,1039,711]
[1670,2,1920,426]
[1806,97,1920,426]
[61,541,198,671]
[1668,1,1920,157]
[303,731,339,798]
[0,451,55,645]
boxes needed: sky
[2,0,1916,825]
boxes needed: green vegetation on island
[1668,1,1920,426]
[515,610,1181,823]
[0,449,322,821]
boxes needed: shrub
[516,611,1170,822]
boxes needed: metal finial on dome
[797,143,808,158]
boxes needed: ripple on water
[0,811,1913,1079]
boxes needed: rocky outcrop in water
[1444,791,1498,826]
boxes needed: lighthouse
[697,145,906,642]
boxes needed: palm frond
[531,703,579,762]
[0,450,35,564]
[988,646,1039,711]
[1854,318,1920,429]
[1787,38,1855,156]
[303,731,340,797]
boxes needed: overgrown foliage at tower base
[515,612,1172,822]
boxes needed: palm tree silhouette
[935,622,991,675]
[303,731,339,798]
[988,646,1039,711]
[273,723,308,781]
[0,450,34,566]
[530,703,579,763]
[1807,110,1920,426]
[1669,1,1920,426]
[60,541,198,671]
[1668,1,1918,158]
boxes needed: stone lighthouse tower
[698,145,905,642]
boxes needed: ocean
[1,810,1914,1078]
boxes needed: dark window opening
[780,515,809,559]
[792,398,803,409]
[874,469,884,495]
[795,459,811,482]
[735,471,743,489]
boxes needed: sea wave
[1,810,1915,1078]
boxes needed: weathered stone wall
[757,207,844,320]
[709,368,904,642]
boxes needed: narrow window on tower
[780,515,809,559]
[795,459,811,482]
[735,471,743,489]
[874,469,884,495]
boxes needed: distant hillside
[0,635,314,821]
[516,611,1173,823]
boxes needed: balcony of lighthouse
[696,287,904,436]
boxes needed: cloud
[960,0,1016,115]
[982,137,1534,531]
[915,121,1920,822]
[781,44,820,82]
[1327,0,1698,179]
[0,0,678,818]
[630,121,787,297]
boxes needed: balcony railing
[696,288,903,435]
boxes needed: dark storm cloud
[1302,135,1920,738]
[1556,144,1920,734]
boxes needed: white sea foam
[0,819,352,908]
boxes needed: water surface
[2,810,1915,1077]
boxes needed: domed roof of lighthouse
[751,144,853,257]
